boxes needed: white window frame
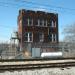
[51,21,57,27]
[51,20,54,27]
[46,20,47,27]
[39,19,43,26]
[24,32,33,42]
[54,21,56,27]
[54,34,56,42]
[28,18,33,26]
[37,19,47,27]
[52,34,54,42]
[39,33,44,42]
[38,19,40,26]
[51,34,57,42]
[43,20,47,27]
[42,20,44,26]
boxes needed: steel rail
[0,61,75,71]
[0,58,75,62]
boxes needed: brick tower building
[18,9,58,53]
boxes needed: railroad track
[0,59,75,71]
[0,57,75,62]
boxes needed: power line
[16,0,75,11]
[0,1,75,17]
[13,0,75,15]
[0,1,58,13]
[0,1,21,8]
[0,25,17,28]
[0,1,74,12]
[0,26,17,30]
[0,1,75,15]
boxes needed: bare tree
[62,23,75,57]
[63,23,75,43]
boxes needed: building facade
[18,9,58,52]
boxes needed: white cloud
[33,6,48,12]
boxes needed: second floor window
[42,20,47,27]
[28,18,33,26]
[37,19,47,26]
[37,19,40,26]
[54,21,56,27]
[51,21,56,27]
[51,21,54,27]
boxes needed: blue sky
[0,0,75,42]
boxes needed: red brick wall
[18,9,58,50]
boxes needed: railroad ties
[0,58,75,71]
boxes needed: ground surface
[0,67,75,75]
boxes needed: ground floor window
[39,33,44,42]
[49,34,57,42]
[24,32,33,42]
